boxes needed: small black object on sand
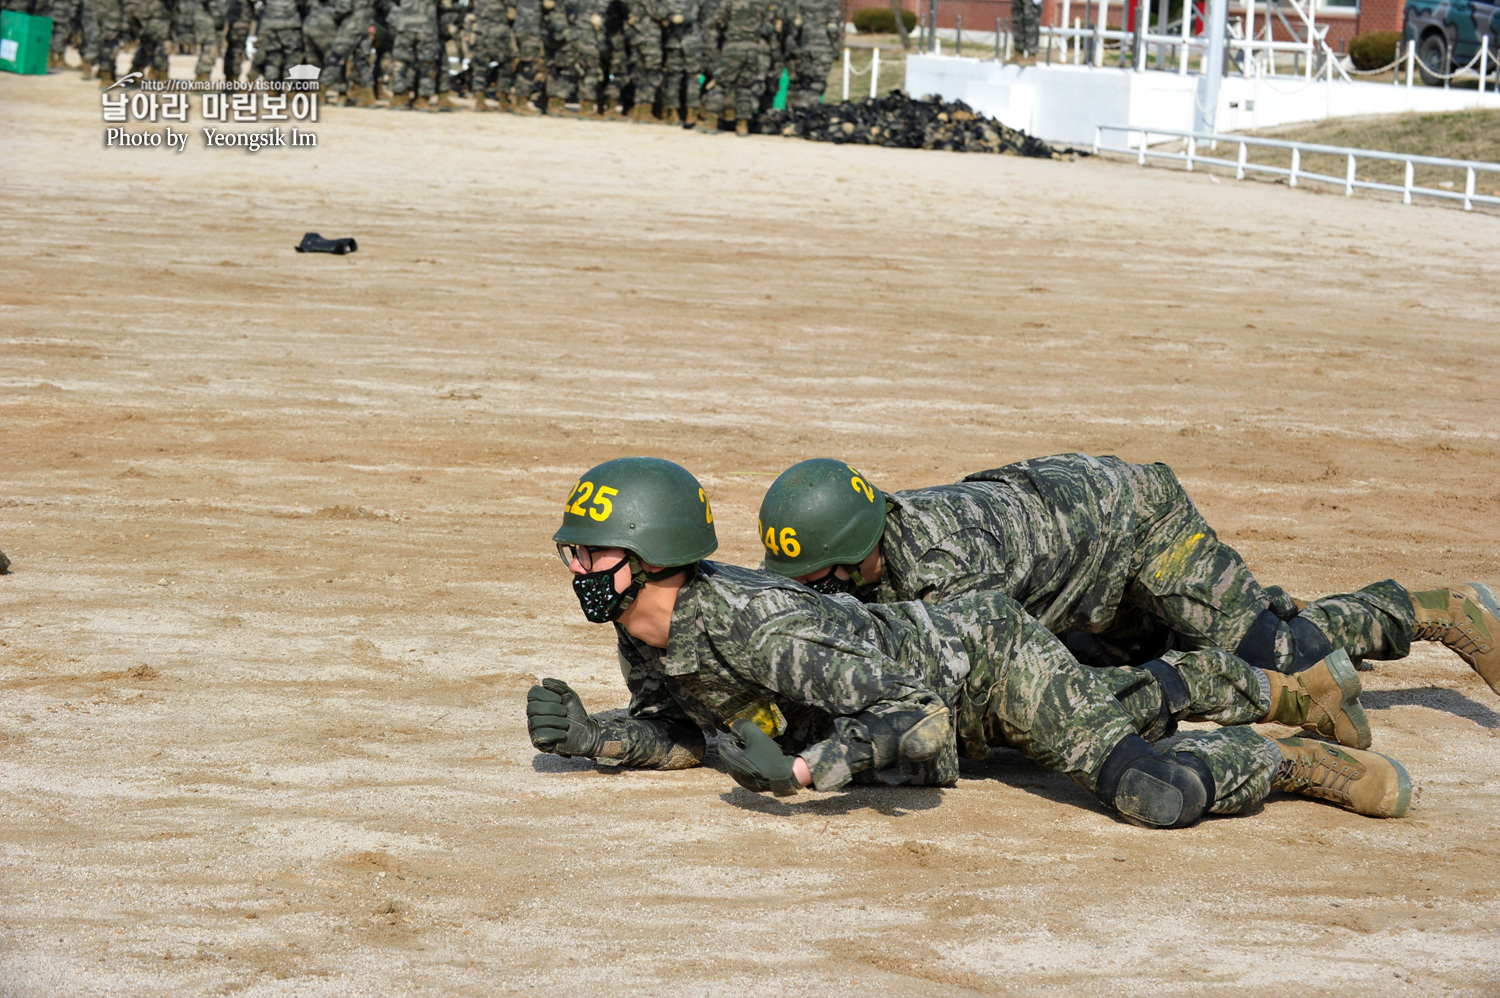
[295,233,359,254]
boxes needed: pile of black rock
[758,90,1072,158]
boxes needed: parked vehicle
[1403,0,1499,85]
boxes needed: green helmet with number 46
[553,456,718,567]
[758,458,886,577]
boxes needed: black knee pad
[1141,657,1191,719]
[1097,736,1210,829]
[1235,608,1335,674]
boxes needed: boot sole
[1323,649,1371,749]
[1462,583,1500,693]
[1375,749,1412,818]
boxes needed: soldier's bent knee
[1097,735,1213,829]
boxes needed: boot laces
[1276,752,1358,803]
[1412,616,1488,658]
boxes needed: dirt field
[2,65,1499,998]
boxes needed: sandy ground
[2,62,1499,998]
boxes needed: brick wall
[1357,0,1403,34]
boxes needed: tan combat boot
[663,106,679,124]
[1411,584,1500,694]
[352,85,378,107]
[494,92,512,110]
[546,95,566,114]
[1271,737,1411,818]
[1261,650,1370,749]
[735,118,749,136]
[472,92,490,111]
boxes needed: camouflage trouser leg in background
[625,15,661,110]
[192,1,223,76]
[1121,462,1414,673]
[258,26,304,81]
[391,24,440,97]
[469,21,515,97]
[510,33,545,105]
[715,42,766,119]
[89,0,126,73]
[124,0,172,75]
[222,0,253,78]
[50,0,82,56]
[790,42,831,107]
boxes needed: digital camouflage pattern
[573,561,1280,815]
[872,453,1415,673]
[704,0,773,119]
[390,0,441,97]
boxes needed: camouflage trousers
[704,40,767,118]
[50,0,83,56]
[257,26,304,80]
[661,28,700,112]
[625,13,662,109]
[83,0,125,70]
[390,23,440,97]
[123,0,171,74]
[192,0,223,77]
[786,39,832,109]
[223,0,254,79]
[510,33,545,105]
[322,15,375,91]
[468,20,516,98]
[1059,460,1414,674]
[947,593,1278,815]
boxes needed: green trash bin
[1,10,53,75]
[772,67,788,110]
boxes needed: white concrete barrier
[905,55,1500,146]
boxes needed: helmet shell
[757,458,885,577]
[553,457,718,567]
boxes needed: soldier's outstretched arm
[743,609,953,791]
[526,677,706,769]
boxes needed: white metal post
[1138,129,1147,164]
[1403,159,1414,203]
[1196,0,1227,131]
[1094,0,1107,67]
[870,47,880,98]
[1074,17,1082,62]
[1186,134,1196,170]
[1306,0,1316,79]
[1464,166,1475,210]
[1481,36,1490,95]
[842,48,850,101]
[1406,39,1414,89]
[1179,1,1190,74]
[1289,146,1300,187]
[1236,140,1246,178]
[1244,0,1255,76]
[1345,153,1355,195]
[1062,0,1072,60]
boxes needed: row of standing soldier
[21,0,842,131]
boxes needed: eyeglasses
[556,544,629,573]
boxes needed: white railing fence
[1094,123,1500,210]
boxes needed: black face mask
[806,570,856,596]
[573,564,642,623]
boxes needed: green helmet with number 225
[553,456,718,567]
[757,458,885,577]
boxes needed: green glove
[719,719,801,796]
[526,678,603,757]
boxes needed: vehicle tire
[1416,31,1448,86]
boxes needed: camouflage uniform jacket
[595,561,973,790]
[874,453,1178,636]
